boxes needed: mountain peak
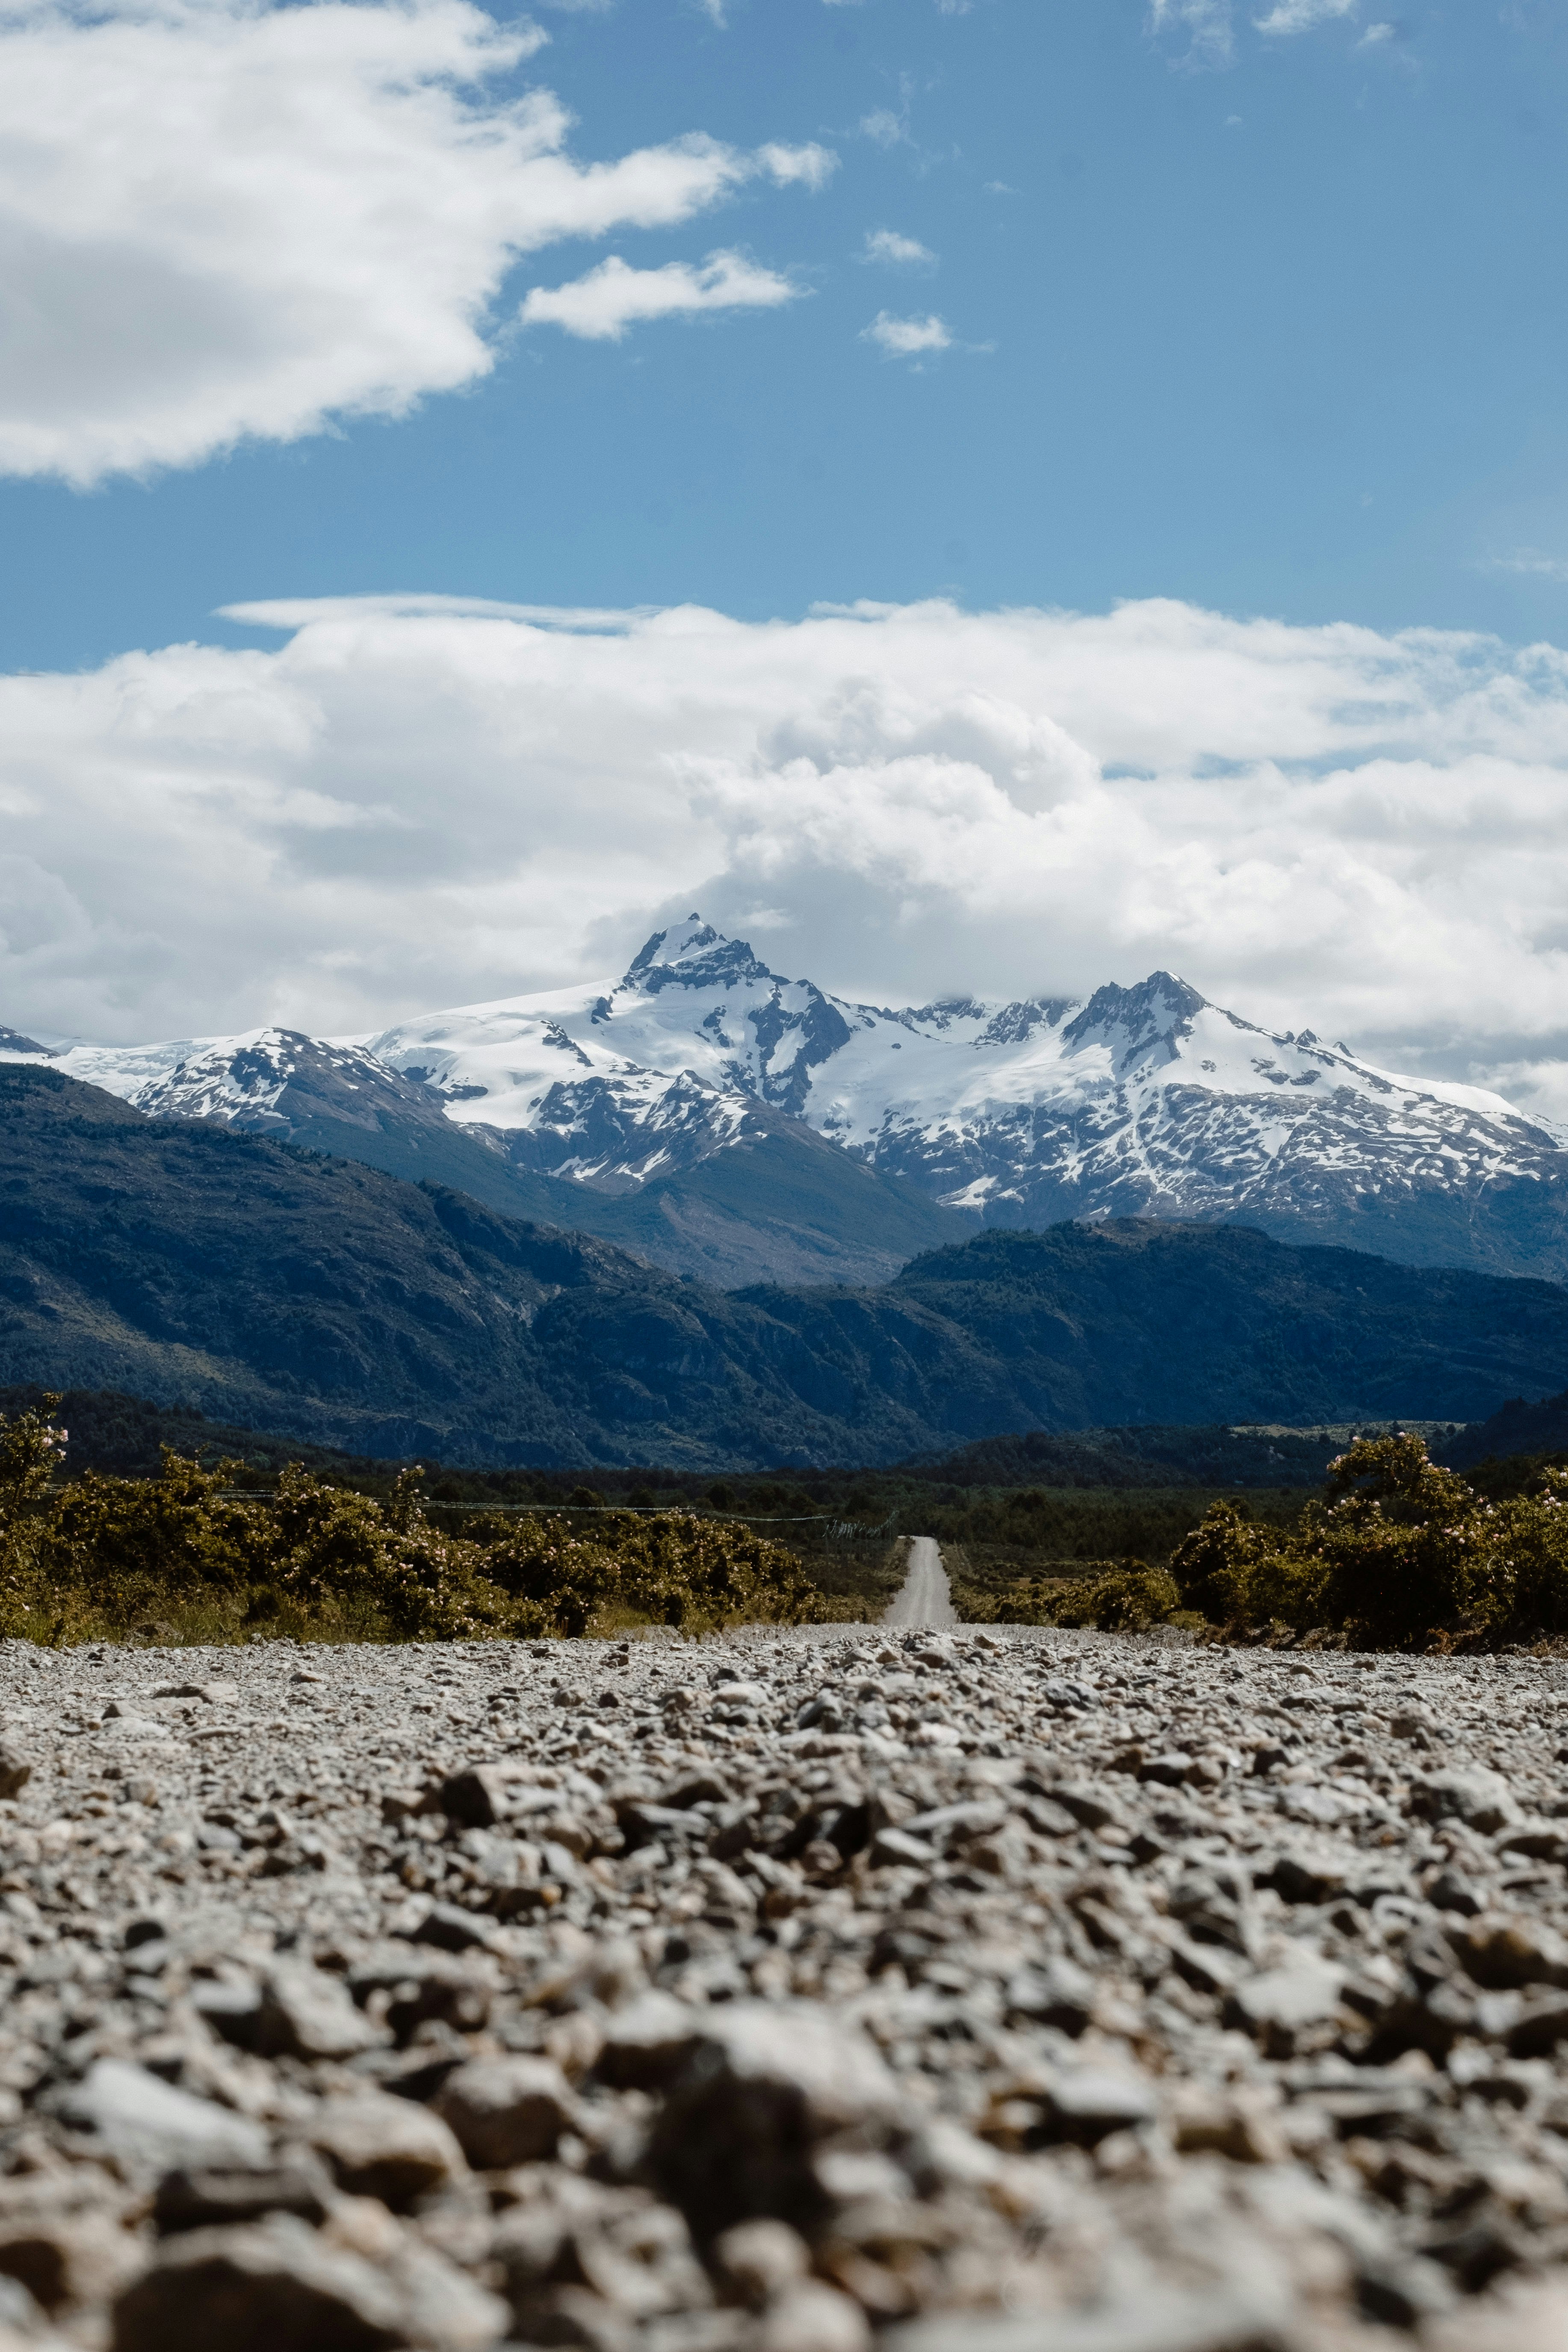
[1061,972,1208,1074]
[0,1025,54,1058]
[622,916,774,996]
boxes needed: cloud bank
[8,594,1568,1121]
[0,0,833,485]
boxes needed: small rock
[1429,1868,1483,1916]
[0,2210,144,2314]
[1451,1913,1568,1991]
[650,2002,904,2240]
[1424,2274,1568,2352]
[0,1741,32,1801]
[886,2287,1289,2352]
[381,2238,509,2351]
[756,2280,871,2352]
[434,2055,575,2168]
[1047,1781,1123,1832]
[1225,1955,1344,2054]
[109,2213,408,2352]
[1005,1956,1096,2034]
[1408,1767,1519,1835]
[1022,2066,1158,2149]
[869,1826,936,1870]
[54,2060,270,2180]
[308,2095,467,2208]
[439,1762,544,1830]
[596,1992,703,2090]
[153,2166,330,2236]
[256,1964,380,2062]
[711,2219,809,2308]
[404,1903,496,1956]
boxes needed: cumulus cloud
[520,249,800,339]
[0,0,835,485]
[861,229,936,267]
[862,311,951,357]
[10,592,1568,1121]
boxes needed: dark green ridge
[5,1062,1568,1471]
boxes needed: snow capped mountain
[100,1028,437,1137]
[356,917,1564,1241]
[348,920,846,1188]
[12,916,1568,1287]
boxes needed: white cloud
[755,143,839,192]
[1487,550,1568,582]
[862,311,951,357]
[1254,0,1355,32]
[1149,0,1234,67]
[0,0,835,487]
[14,592,1568,1122]
[862,228,936,267]
[1152,0,1358,61]
[1358,21,1396,42]
[860,106,910,148]
[520,249,800,340]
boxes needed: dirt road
[880,1532,957,1627]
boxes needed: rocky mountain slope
[40,1017,969,1290]
[15,918,1568,1287]
[5,1064,1568,1467]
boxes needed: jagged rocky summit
[11,919,1568,1287]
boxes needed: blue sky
[9,0,1568,1121]
[3,0,1567,671]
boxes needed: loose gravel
[3,1621,1568,2350]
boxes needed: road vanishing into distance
[881,1534,958,1628]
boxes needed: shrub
[962,1558,1179,1631]
[0,1402,827,1646]
[1170,1434,1568,1651]
[1044,1559,1182,1633]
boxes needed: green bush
[1044,1560,1182,1632]
[1170,1433,1568,1651]
[960,1557,1179,1631]
[0,1401,827,1646]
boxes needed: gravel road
[881,1539,957,1631]
[2,1625,1568,2351]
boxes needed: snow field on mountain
[6,921,1567,1272]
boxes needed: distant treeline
[0,1382,1470,1497]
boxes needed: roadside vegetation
[8,1387,1568,1652]
[963,1434,1568,1653]
[0,1400,827,1646]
